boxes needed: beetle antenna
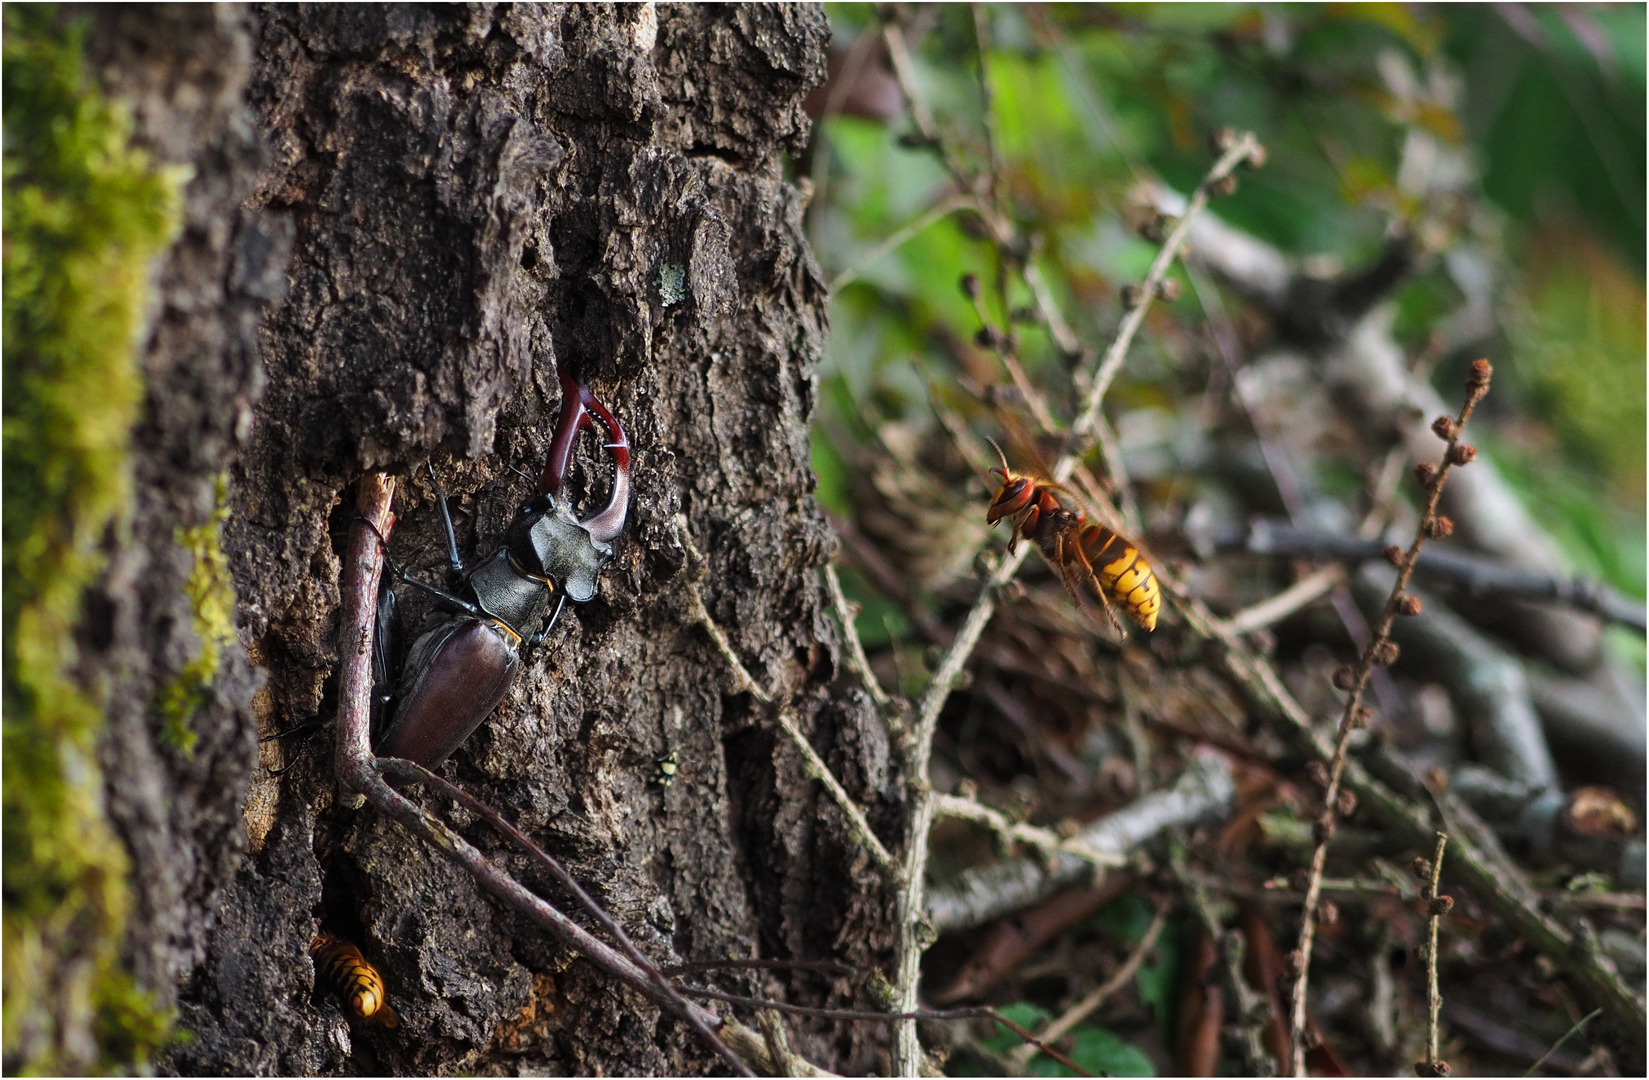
[504,461,535,486]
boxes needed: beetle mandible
[370,370,630,767]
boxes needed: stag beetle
[369,371,630,767]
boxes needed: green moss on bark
[2,5,183,1072]
[154,474,236,756]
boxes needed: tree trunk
[77,4,893,1075]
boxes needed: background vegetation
[803,4,1643,1075]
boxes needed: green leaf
[979,1001,1050,1057]
[1087,890,1154,943]
[1028,1025,1157,1078]
[1133,915,1184,1036]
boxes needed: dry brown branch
[1221,565,1347,636]
[1287,363,1492,1075]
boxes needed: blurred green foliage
[807,8,1642,1072]
[810,1,1644,610]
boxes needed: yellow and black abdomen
[1079,524,1161,632]
[312,933,400,1027]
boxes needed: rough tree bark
[78,4,896,1075]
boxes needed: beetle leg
[391,566,489,622]
[527,592,567,648]
[426,462,465,584]
[259,714,326,776]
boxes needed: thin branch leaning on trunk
[1287,362,1491,1076]
[331,476,758,1077]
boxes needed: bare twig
[970,4,1005,213]
[930,792,1127,877]
[1417,832,1450,1076]
[1067,132,1261,457]
[679,518,901,881]
[928,752,1234,933]
[827,192,975,297]
[823,562,895,710]
[1221,565,1347,636]
[1230,520,1647,632]
[1006,907,1168,1070]
[891,541,1029,1073]
[1288,363,1493,1076]
[1523,1008,1601,1077]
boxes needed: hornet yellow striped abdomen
[984,446,1160,634]
[312,933,400,1027]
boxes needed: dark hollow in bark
[81,4,895,1075]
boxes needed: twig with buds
[1413,833,1452,1076]
[1286,360,1492,1076]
